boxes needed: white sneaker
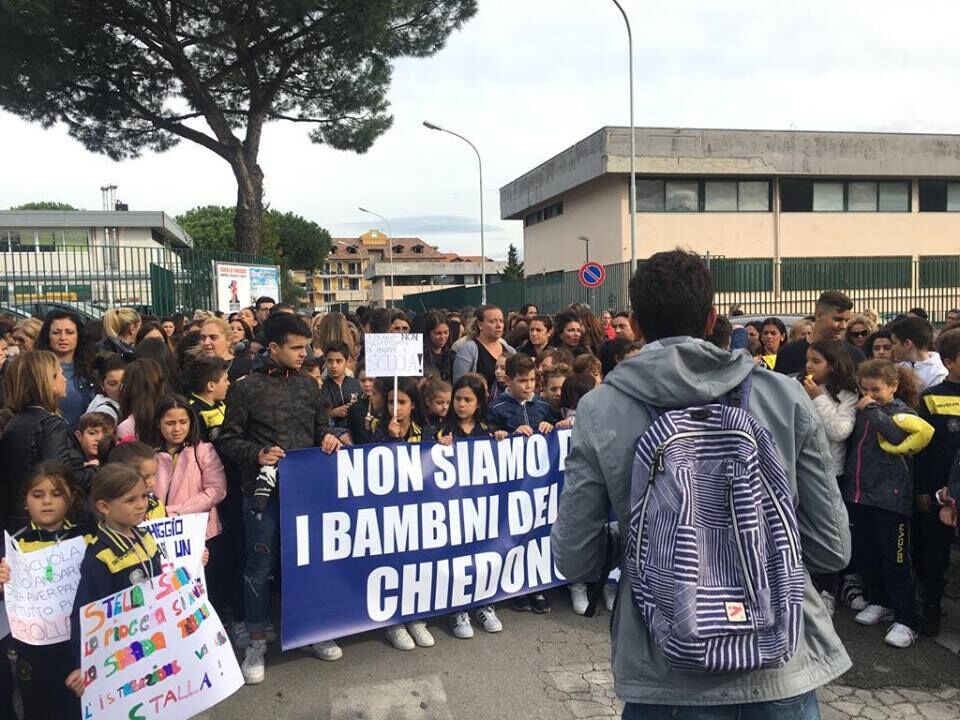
[603,582,617,612]
[849,595,869,612]
[855,604,895,626]
[385,624,416,651]
[241,639,267,684]
[884,622,918,648]
[475,605,503,633]
[311,639,343,661]
[406,621,435,647]
[450,611,474,639]
[820,590,836,617]
[569,583,589,615]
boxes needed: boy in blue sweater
[489,353,556,435]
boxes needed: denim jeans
[242,494,279,633]
[622,690,820,720]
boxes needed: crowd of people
[0,270,957,717]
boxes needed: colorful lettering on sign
[176,603,211,638]
[102,632,167,677]
[83,585,145,635]
[155,567,192,600]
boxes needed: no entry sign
[578,261,606,288]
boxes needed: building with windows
[499,127,960,294]
[304,229,505,311]
[0,209,193,307]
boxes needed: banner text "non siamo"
[279,430,572,649]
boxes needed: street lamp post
[610,0,637,273]
[358,206,395,308]
[578,235,590,264]
[422,121,487,304]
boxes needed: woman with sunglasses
[845,314,876,350]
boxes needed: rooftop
[499,126,960,219]
[0,210,193,247]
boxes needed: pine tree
[503,244,524,281]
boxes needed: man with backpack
[551,250,851,718]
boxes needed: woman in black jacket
[0,350,96,532]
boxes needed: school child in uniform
[421,377,452,430]
[345,363,379,445]
[539,364,571,416]
[149,396,226,610]
[74,411,116,466]
[0,462,89,720]
[85,354,125,421]
[107,440,166,519]
[66,464,163,698]
[801,339,859,616]
[437,374,508,639]
[842,360,932,648]
[372,378,437,651]
[184,356,230,442]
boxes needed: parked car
[12,301,105,321]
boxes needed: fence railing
[401,256,960,321]
[0,244,274,315]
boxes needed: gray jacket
[551,337,851,705]
[451,338,515,383]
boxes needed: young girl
[421,377,452,429]
[436,375,506,639]
[0,462,87,718]
[67,464,163,696]
[801,340,858,615]
[108,440,166,519]
[371,378,436,651]
[346,364,381,445]
[116,358,170,439]
[842,360,930,648]
[149,396,227,607]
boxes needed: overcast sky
[2,0,959,260]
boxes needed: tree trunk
[232,154,265,256]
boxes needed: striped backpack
[624,375,805,673]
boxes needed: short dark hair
[367,308,391,333]
[78,411,116,434]
[519,303,538,315]
[255,296,276,309]
[614,311,631,320]
[908,307,929,320]
[889,316,934,350]
[815,290,854,315]
[706,316,732,350]
[629,250,713,342]
[268,302,295,316]
[560,373,596,411]
[264,313,311,346]
[505,353,535,379]
[937,328,960,361]
[183,356,229,395]
[323,341,351,358]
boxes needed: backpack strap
[726,371,754,411]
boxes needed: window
[847,182,878,211]
[879,181,909,211]
[350,279,359,291]
[665,181,698,212]
[524,210,542,227]
[635,180,665,211]
[542,201,563,220]
[392,245,403,254]
[738,181,770,211]
[704,182,737,211]
[781,180,813,211]
[60,230,89,248]
[0,230,23,252]
[813,182,844,211]
[412,245,423,254]
[347,246,357,254]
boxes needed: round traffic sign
[578,262,606,288]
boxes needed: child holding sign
[67,464,163,697]
[0,461,89,719]
[108,440,167,520]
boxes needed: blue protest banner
[279,430,572,650]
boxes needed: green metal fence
[0,244,273,315]
[401,255,960,321]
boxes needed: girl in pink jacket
[150,395,227,540]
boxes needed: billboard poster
[212,262,281,313]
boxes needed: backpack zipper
[728,481,758,605]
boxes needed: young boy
[74,412,116,464]
[85,355,125,421]
[422,377,452,428]
[917,328,960,636]
[489,354,556,437]
[301,355,322,387]
[540,364,571,414]
[322,341,362,432]
[185,356,231,442]
[890,316,948,390]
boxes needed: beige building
[500,127,960,277]
[303,230,506,311]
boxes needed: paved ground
[204,553,960,720]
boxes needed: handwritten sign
[4,532,85,645]
[364,333,424,378]
[141,513,208,579]
[80,565,243,720]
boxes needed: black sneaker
[512,595,532,612]
[531,593,552,614]
[922,604,941,637]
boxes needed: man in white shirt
[890,316,947,390]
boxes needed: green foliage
[0,1,478,254]
[502,243,524,281]
[267,210,331,271]
[10,201,77,210]
[176,206,236,253]
[281,269,307,305]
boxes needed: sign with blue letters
[278,431,572,650]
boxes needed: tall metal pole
[358,207,394,308]
[423,121,486,304]
[610,0,637,272]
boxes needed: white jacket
[901,353,948,391]
[812,389,858,479]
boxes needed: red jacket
[155,441,227,539]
